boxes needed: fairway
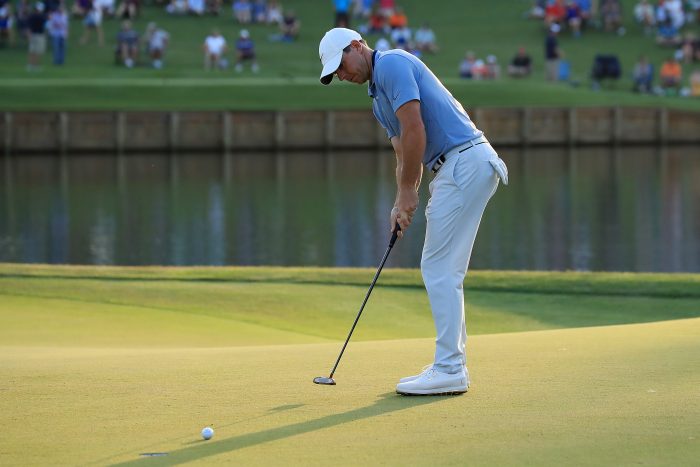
[1,265,699,465]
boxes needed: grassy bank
[0,0,698,110]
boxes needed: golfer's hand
[391,190,418,238]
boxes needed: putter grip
[390,223,401,247]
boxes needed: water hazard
[1,146,698,272]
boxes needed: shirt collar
[367,50,379,98]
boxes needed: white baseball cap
[319,28,362,85]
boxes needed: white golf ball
[201,427,214,440]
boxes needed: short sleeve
[376,54,421,114]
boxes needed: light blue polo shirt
[368,50,482,170]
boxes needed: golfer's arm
[395,100,425,192]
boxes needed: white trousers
[421,141,506,374]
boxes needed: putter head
[313,376,336,385]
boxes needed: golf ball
[201,427,214,440]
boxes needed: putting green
[1,318,698,466]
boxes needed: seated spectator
[690,70,700,96]
[278,9,300,41]
[187,0,204,15]
[544,0,566,26]
[634,0,655,35]
[484,55,501,79]
[576,0,592,24]
[565,1,581,37]
[414,22,438,54]
[206,0,221,15]
[656,17,681,47]
[528,0,546,20]
[0,3,14,47]
[166,0,187,14]
[378,0,394,18]
[115,0,138,19]
[374,36,389,51]
[251,0,265,22]
[600,0,624,35]
[365,3,386,34]
[388,5,406,29]
[663,0,684,30]
[632,55,653,92]
[145,21,168,69]
[80,1,104,46]
[266,0,282,24]
[389,25,410,47]
[233,0,251,23]
[353,0,372,19]
[679,33,700,63]
[116,19,138,67]
[234,28,258,72]
[203,28,226,70]
[659,56,682,90]
[508,46,532,77]
[459,51,477,79]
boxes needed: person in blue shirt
[234,28,258,73]
[318,28,508,396]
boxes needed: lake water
[1,146,698,272]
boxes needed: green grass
[1,0,698,110]
[1,265,699,465]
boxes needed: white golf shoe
[396,367,469,396]
[399,364,433,383]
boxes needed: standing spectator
[47,4,68,65]
[26,2,47,71]
[145,21,168,69]
[80,1,104,46]
[632,55,653,92]
[232,0,251,23]
[414,22,438,54]
[459,51,477,79]
[0,2,14,47]
[116,19,138,67]
[334,0,350,27]
[508,46,532,77]
[203,28,226,70]
[544,23,561,81]
[659,56,682,91]
[234,28,258,72]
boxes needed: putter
[314,223,402,386]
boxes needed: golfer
[318,28,508,395]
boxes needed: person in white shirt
[203,29,227,70]
[145,22,169,69]
[414,22,438,54]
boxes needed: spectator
[26,2,47,71]
[15,0,31,39]
[116,19,138,67]
[80,1,104,46]
[115,0,138,19]
[276,8,299,41]
[95,0,115,17]
[459,51,477,79]
[544,23,561,81]
[414,22,438,54]
[187,0,204,15]
[544,0,566,26]
[472,58,487,79]
[484,54,501,79]
[656,13,681,47]
[387,5,407,30]
[679,33,700,64]
[334,0,350,27]
[600,0,624,35]
[72,0,91,17]
[145,21,168,69]
[632,55,653,92]
[0,3,14,47]
[565,1,582,37]
[374,36,389,51]
[690,70,700,96]
[47,4,68,65]
[663,0,684,30]
[232,0,251,23]
[251,0,265,22]
[266,0,282,24]
[206,0,221,15]
[203,28,226,70]
[634,0,655,35]
[352,0,371,19]
[362,3,386,35]
[508,46,532,77]
[389,24,410,48]
[166,0,187,14]
[659,56,682,91]
[576,0,592,25]
[234,28,258,72]
[378,0,394,18]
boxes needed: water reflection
[0,146,698,272]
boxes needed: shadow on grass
[110,392,445,466]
